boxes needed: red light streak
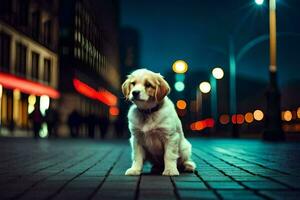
[0,72,60,98]
[190,118,215,131]
[73,78,117,106]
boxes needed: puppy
[122,69,196,176]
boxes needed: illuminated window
[13,89,21,125]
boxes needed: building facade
[58,0,120,137]
[0,0,59,137]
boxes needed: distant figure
[87,113,97,139]
[45,105,58,138]
[29,104,43,139]
[99,114,109,139]
[67,110,81,138]
[114,117,125,138]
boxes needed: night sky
[120,0,300,86]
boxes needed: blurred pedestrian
[114,116,125,138]
[99,114,109,139]
[68,110,81,138]
[29,104,43,139]
[45,104,58,138]
[87,113,97,138]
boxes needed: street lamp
[196,82,211,120]
[210,67,224,127]
[263,0,285,141]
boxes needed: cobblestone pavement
[1,138,300,200]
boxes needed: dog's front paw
[162,168,179,176]
[125,168,141,176]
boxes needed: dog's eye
[131,82,136,86]
[145,82,152,88]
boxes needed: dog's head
[122,69,170,109]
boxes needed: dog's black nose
[132,91,140,98]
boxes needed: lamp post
[263,0,285,141]
[210,67,224,127]
[197,82,211,119]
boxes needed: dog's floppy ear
[155,74,170,102]
[122,77,131,99]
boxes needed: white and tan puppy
[122,69,196,176]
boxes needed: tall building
[0,0,59,136]
[118,26,140,137]
[58,0,120,137]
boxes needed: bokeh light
[176,100,187,110]
[297,107,300,119]
[219,114,230,125]
[253,109,264,121]
[212,67,224,79]
[245,112,254,123]
[172,60,188,74]
[236,114,244,124]
[109,106,119,116]
[174,81,185,92]
[199,82,211,93]
[283,110,292,121]
[40,95,50,116]
[255,0,264,5]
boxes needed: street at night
[1,0,300,199]
[1,138,300,200]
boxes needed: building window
[44,58,51,83]
[15,42,27,76]
[0,31,11,72]
[16,0,29,26]
[31,52,39,79]
[43,20,52,46]
[31,11,41,39]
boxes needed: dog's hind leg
[179,138,196,172]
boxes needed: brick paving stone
[207,181,244,189]
[178,189,218,199]
[172,176,202,182]
[259,190,300,200]
[175,181,207,189]
[241,181,288,189]
[217,190,264,200]
[92,189,136,200]
[231,176,268,181]
[139,190,177,200]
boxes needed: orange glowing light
[245,112,254,123]
[109,106,119,116]
[219,114,230,125]
[73,78,117,106]
[0,72,60,98]
[190,118,214,131]
[283,110,292,122]
[176,100,187,110]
